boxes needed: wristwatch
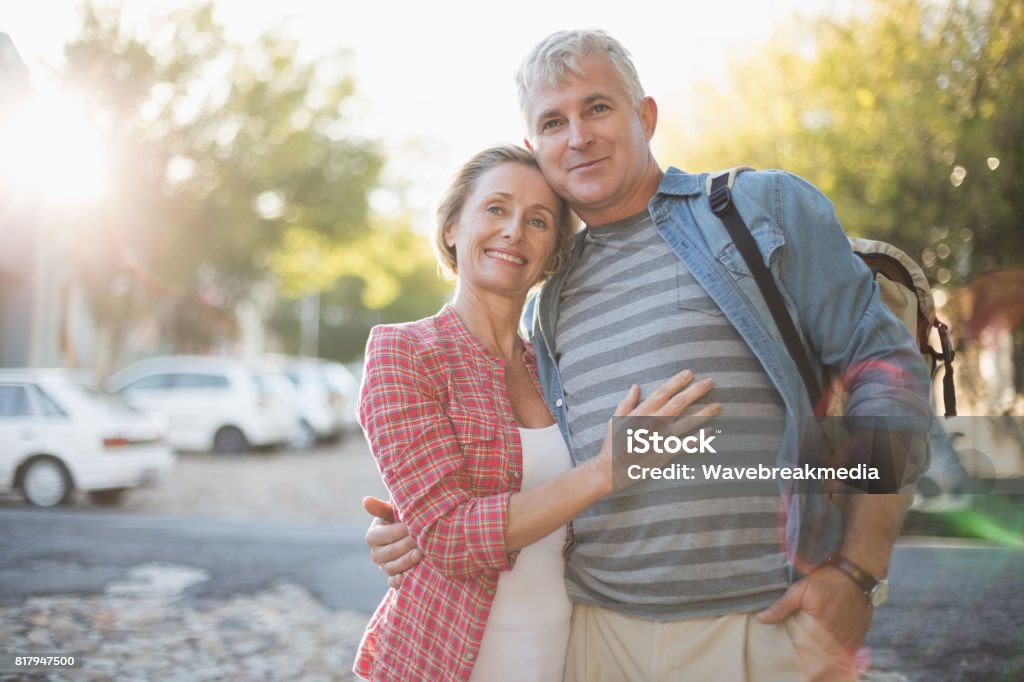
[827,554,890,607]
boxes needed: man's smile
[569,157,609,172]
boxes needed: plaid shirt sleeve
[359,323,514,580]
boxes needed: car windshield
[62,382,142,415]
[254,372,294,398]
[323,363,358,394]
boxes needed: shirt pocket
[716,224,785,279]
[448,404,504,494]
[677,263,724,316]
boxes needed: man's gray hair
[515,29,646,126]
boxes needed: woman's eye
[487,205,504,215]
[529,218,548,228]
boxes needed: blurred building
[0,32,93,368]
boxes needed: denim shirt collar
[655,166,705,197]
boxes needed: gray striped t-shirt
[556,211,790,619]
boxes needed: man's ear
[524,136,535,154]
[640,96,658,140]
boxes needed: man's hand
[363,496,421,589]
[756,565,872,654]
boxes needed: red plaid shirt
[355,305,542,681]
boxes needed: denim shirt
[528,166,933,567]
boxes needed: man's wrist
[827,553,890,607]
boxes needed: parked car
[261,355,347,449]
[912,416,1024,514]
[322,360,360,434]
[0,369,175,507]
[911,424,972,514]
[107,356,296,453]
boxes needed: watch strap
[827,553,879,594]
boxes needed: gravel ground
[0,437,387,682]
[113,437,388,524]
[0,436,389,524]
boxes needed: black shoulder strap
[708,172,824,413]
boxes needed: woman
[354,145,717,681]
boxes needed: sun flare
[0,88,109,205]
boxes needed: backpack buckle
[709,184,733,216]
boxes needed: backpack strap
[707,170,824,414]
[933,320,957,417]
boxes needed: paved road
[1,508,1022,680]
[0,508,385,613]
[864,537,1024,680]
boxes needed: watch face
[870,580,891,607]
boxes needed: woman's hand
[593,369,720,490]
[364,496,421,589]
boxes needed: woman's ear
[443,222,456,249]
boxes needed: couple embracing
[354,29,932,682]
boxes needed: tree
[662,0,1024,409]
[266,213,453,361]
[666,0,1023,286]
[55,1,388,372]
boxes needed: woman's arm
[361,324,717,580]
[360,324,514,581]
[501,372,716,552]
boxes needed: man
[365,30,932,680]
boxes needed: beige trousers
[563,603,858,682]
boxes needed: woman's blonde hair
[433,144,577,280]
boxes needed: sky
[4,0,850,213]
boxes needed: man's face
[523,55,658,226]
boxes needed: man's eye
[591,103,610,113]
[541,119,561,131]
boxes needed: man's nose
[568,119,594,149]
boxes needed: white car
[322,360,360,434]
[261,355,351,448]
[107,356,297,453]
[0,369,175,507]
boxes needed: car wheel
[20,457,73,508]
[213,426,249,454]
[288,420,318,450]
[88,488,129,506]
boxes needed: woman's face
[444,162,562,300]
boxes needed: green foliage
[59,1,396,359]
[666,0,1023,287]
[266,221,453,362]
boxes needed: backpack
[706,168,957,417]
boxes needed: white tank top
[468,422,574,682]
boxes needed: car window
[121,374,173,391]
[255,372,292,399]
[64,383,135,415]
[30,385,69,417]
[0,384,33,417]
[172,373,230,389]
